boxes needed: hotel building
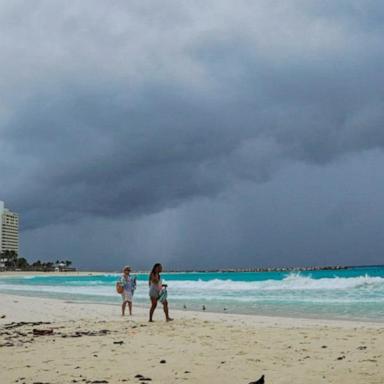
[0,200,19,254]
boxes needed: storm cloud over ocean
[1,1,383,270]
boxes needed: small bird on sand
[248,374,265,384]
[202,305,206,311]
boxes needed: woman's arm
[150,272,160,284]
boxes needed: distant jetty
[167,265,350,273]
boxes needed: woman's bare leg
[149,298,157,322]
[128,301,132,315]
[162,300,173,321]
[122,301,128,316]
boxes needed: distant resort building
[0,200,19,255]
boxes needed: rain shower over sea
[1,266,384,322]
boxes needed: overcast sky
[1,1,383,270]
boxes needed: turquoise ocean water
[1,266,384,322]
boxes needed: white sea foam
[166,274,384,292]
[22,275,40,279]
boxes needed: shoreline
[0,271,110,277]
[2,287,384,325]
[1,292,383,329]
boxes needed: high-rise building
[0,201,19,254]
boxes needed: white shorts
[121,290,133,302]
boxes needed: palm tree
[16,257,29,269]
[2,250,18,269]
[32,260,42,270]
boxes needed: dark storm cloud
[1,0,384,233]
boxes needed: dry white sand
[1,292,383,384]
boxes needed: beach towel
[131,275,137,294]
[158,287,168,303]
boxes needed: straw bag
[116,282,124,294]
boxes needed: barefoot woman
[148,263,173,322]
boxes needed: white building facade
[0,200,19,254]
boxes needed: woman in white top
[119,265,136,316]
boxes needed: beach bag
[116,282,124,294]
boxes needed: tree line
[0,250,73,271]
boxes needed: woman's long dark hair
[149,263,162,283]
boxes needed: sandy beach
[0,292,383,384]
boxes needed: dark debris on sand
[248,374,265,384]
[33,329,54,336]
[3,321,51,330]
[90,381,109,384]
[61,330,111,338]
[32,382,51,384]
[0,322,112,348]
